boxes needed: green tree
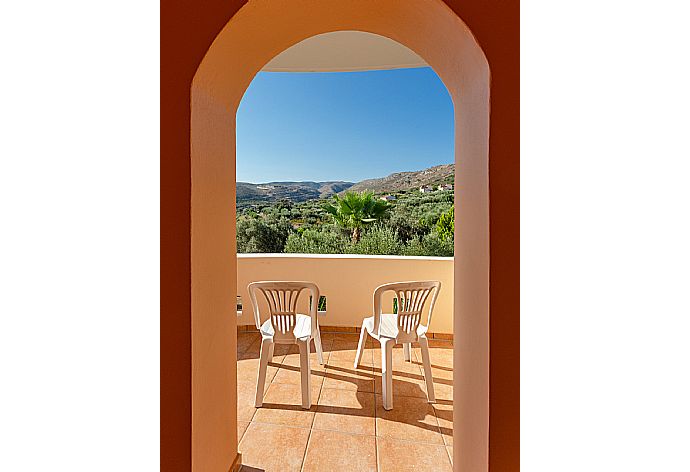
[236,216,292,253]
[322,191,390,243]
[402,232,454,257]
[349,225,402,255]
[436,206,454,241]
[284,227,350,254]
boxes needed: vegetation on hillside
[236,188,455,257]
[346,163,454,194]
[237,181,353,208]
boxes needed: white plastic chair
[354,281,441,410]
[248,281,324,409]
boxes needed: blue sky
[236,67,454,183]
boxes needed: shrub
[436,206,454,241]
[284,228,350,254]
[402,232,454,257]
[387,213,429,244]
[236,216,292,253]
[348,225,402,255]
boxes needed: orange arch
[191,1,490,471]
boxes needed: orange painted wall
[236,254,455,334]
[161,1,518,471]
[192,2,489,470]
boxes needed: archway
[191,1,490,471]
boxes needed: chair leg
[403,342,411,362]
[354,324,367,368]
[314,325,324,365]
[419,336,436,403]
[267,342,275,362]
[381,338,394,410]
[255,337,272,407]
[298,339,312,409]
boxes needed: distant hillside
[236,164,454,207]
[345,164,454,194]
[236,181,353,207]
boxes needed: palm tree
[322,191,390,243]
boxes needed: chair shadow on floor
[249,352,451,437]
[236,332,454,470]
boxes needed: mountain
[236,164,454,207]
[236,181,354,206]
[345,164,454,194]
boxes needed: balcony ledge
[237,253,453,262]
[237,252,454,334]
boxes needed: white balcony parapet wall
[237,253,454,334]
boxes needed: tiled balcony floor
[236,331,454,472]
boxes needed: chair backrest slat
[373,281,441,342]
[248,281,319,343]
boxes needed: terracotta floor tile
[277,338,330,356]
[374,375,429,399]
[240,339,263,358]
[410,355,454,383]
[237,335,455,470]
[238,422,310,472]
[427,365,454,383]
[280,343,329,372]
[237,380,259,422]
[324,335,375,360]
[328,333,362,344]
[302,429,377,472]
[328,338,369,352]
[409,347,453,402]
[409,347,453,400]
[375,394,444,445]
[272,365,325,388]
[237,333,260,355]
[432,381,454,401]
[372,348,430,399]
[407,338,451,349]
[322,363,375,393]
[331,341,374,363]
[236,357,279,386]
[372,346,424,369]
[272,343,297,358]
[413,345,454,369]
[237,420,250,442]
[238,333,456,469]
[329,346,374,367]
[319,332,340,344]
[252,382,320,428]
[237,351,260,363]
[313,388,375,436]
[426,338,453,348]
[315,335,334,355]
[239,340,290,362]
[372,345,415,367]
[433,401,453,446]
[377,437,453,472]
